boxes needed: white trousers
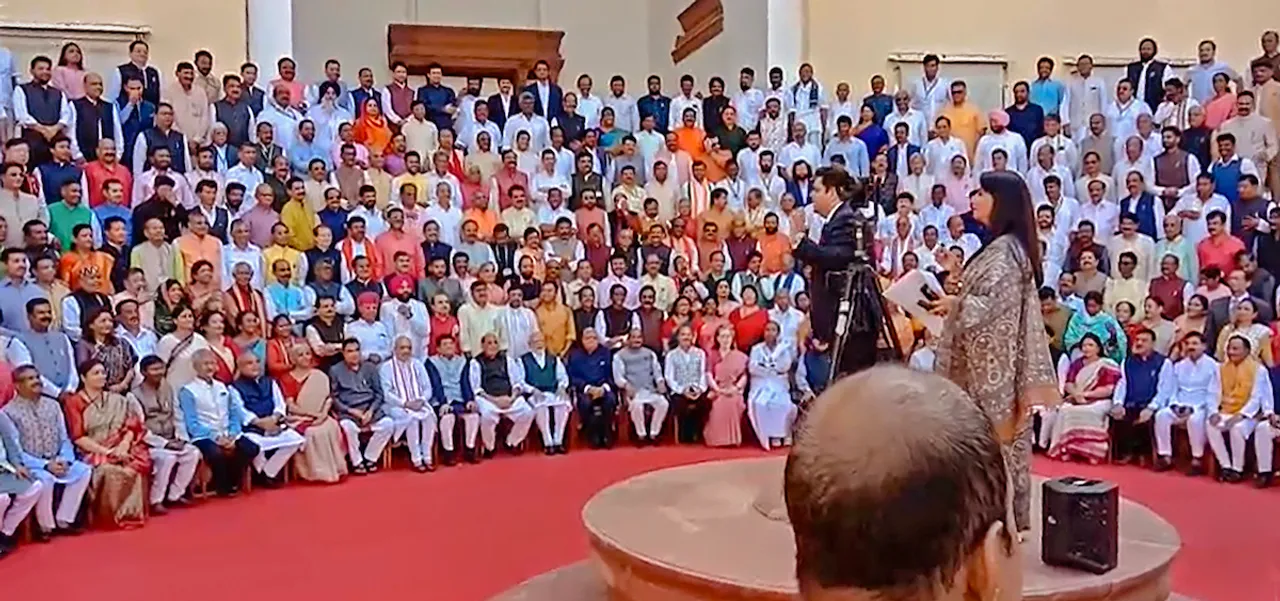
[1154,405,1207,458]
[532,390,573,446]
[627,390,669,438]
[32,464,91,530]
[1036,407,1057,448]
[243,430,306,478]
[477,396,535,451]
[149,445,201,505]
[438,411,480,451]
[339,417,396,465]
[1207,418,1275,472]
[389,407,439,466]
[0,480,43,536]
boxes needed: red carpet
[1,448,1275,601]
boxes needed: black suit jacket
[1206,295,1273,357]
[792,202,859,343]
[487,93,518,132]
[521,82,563,122]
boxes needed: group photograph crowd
[0,24,1278,571]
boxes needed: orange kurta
[59,251,116,294]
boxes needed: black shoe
[364,461,380,473]
[557,444,568,455]
[465,448,479,464]
[1224,469,1244,484]
[509,442,525,456]
[57,523,84,536]
[543,445,555,456]
[412,462,429,473]
[443,450,458,467]
[150,503,169,516]
[1256,472,1274,488]
[0,533,13,554]
[1153,456,1174,472]
[352,463,368,475]
[33,528,53,543]
[1187,458,1205,477]
[166,496,192,509]
[481,448,495,460]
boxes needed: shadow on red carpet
[1,448,1275,601]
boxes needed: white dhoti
[339,416,396,465]
[529,390,573,446]
[32,461,92,530]
[389,406,439,466]
[0,479,43,536]
[747,381,797,451]
[438,408,480,451]
[1207,417,1273,472]
[242,429,306,477]
[1154,405,1207,458]
[149,444,201,505]
[626,389,669,439]
[1035,406,1058,448]
[477,396,535,451]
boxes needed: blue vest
[117,63,161,105]
[1123,193,1159,240]
[38,161,82,204]
[1122,352,1166,410]
[117,99,156,170]
[18,82,62,125]
[803,350,831,396]
[425,356,474,408]
[521,352,559,392]
[232,376,277,420]
[350,87,382,118]
[141,127,187,173]
[1210,158,1243,203]
[71,98,117,164]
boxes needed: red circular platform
[493,457,1182,601]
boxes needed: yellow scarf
[1219,357,1259,416]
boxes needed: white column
[247,0,295,67]
[766,0,804,76]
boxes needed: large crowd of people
[0,28,1278,560]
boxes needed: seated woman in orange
[352,97,393,156]
[59,224,115,293]
[265,315,303,380]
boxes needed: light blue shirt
[0,47,15,117]
[822,136,870,177]
[1029,79,1066,116]
[1185,61,1239,105]
[289,138,332,177]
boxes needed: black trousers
[670,393,708,443]
[1111,406,1153,459]
[575,389,618,448]
[193,437,260,495]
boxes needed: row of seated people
[0,293,833,559]
[1039,327,1276,487]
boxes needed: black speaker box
[1041,477,1119,574]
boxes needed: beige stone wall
[807,0,1278,108]
[0,0,245,81]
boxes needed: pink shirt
[375,229,426,279]
[1196,233,1246,276]
[51,66,87,99]
[1203,93,1237,130]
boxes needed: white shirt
[221,242,266,290]
[501,113,551,152]
[423,203,464,247]
[530,169,570,206]
[909,75,951,129]
[603,94,640,133]
[1111,155,1157,195]
[597,274,641,310]
[669,94,701,131]
[1075,198,1121,238]
[501,305,540,358]
[731,88,766,131]
[116,326,158,359]
[924,136,968,176]
[779,141,821,172]
[974,130,1028,174]
[1030,134,1080,174]
[1173,193,1231,245]
[1153,98,1201,131]
[1061,74,1108,135]
[1026,164,1076,203]
[768,306,805,346]
[1134,61,1178,106]
[919,203,955,235]
[1103,99,1151,143]
[461,119,502,153]
[1038,195,1082,242]
[575,92,604,129]
[257,101,304,148]
[884,108,929,148]
[1168,355,1220,410]
[788,80,827,131]
[224,163,265,200]
[1112,132,1161,164]
[349,205,389,240]
[346,318,393,362]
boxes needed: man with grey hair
[884,89,928,149]
[785,366,1022,601]
[178,348,260,496]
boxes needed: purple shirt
[242,205,280,248]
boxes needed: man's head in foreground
[785,366,1020,601]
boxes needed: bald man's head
[785,366,1018,601]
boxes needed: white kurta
[747,341,797,446]
[511,351,572,409]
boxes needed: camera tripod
[827,262,904,381]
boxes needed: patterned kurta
[937,234,1057,530]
